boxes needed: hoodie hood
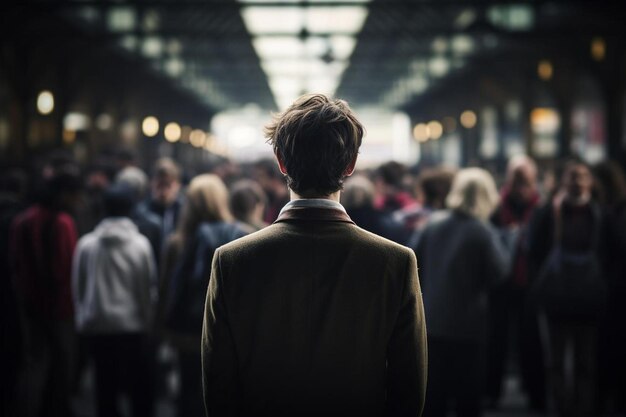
[94,217,139,245]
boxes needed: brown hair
[264,94,364,197]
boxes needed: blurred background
[2,1,626,417]
[2,0,625,172]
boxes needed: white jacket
[72,217,156,333]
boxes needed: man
[253,157,290,223]
[143,157,184,240]
[202,94,427,417]
[486,154,543,410]
[11,170,82,417]
[73,184,157,417]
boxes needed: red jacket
[11,205,77,320]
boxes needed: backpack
[165,222,246,333]
[530,202,607,319]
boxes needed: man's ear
[344,157,358,177]
[274,151,288,175]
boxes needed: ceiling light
[142,37,163,58]
[460,110,477,129]
[306,6,368,34]
[241,7,304,34]
[164,122,182,143]
[451,35,474,55]
[427,121,443,140]
[429,57,450,77]
[107,7,136,32]
[142,116,159,137]
[37,91,54,115]
[63,112,90,131]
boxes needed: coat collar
[274,206,355,225]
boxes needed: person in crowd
[341,174,404,240]
[592,160,626,415]
[72,184,157,417]
[486,154,544,409]
[114,147,139,172]
[229,178,268,232]
[76,160,117,236]
[160,173,248,417]
[415,167,509,417]
[11,170,82,417]
[528,158,607,417]
[0,169,28,417]
[373,161,418,213]
[116,166,163,265]
[142,157,184,240]
[372,161,420,245]
[253,157,290,223]
[202,94,427,416]
[406,166,456,249]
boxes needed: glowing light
[37,91,54,115]
[96,114,113,130]
[142,116,159,137]
[591,37,606,61]
[189,129,207,147]
[413,123,430,143]
[460,110,477,129]
[530,108,560,134]
[164,122,182,143]
[538,60,553,81]
[427,121,443,140]
[63,112,90,131]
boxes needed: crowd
[1,146,625,417]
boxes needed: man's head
[561,158,593,204]
[265,94,364,197]
[151,157,181,207]
[103,184,135,218]
[505,154,538,203]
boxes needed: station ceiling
[4,0,626,114]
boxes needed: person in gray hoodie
[72,184,157,417]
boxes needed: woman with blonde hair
[159,173,248,417]
[415,167,510,417]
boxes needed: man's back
[202,207,426,416]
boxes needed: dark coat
[202,206,427,417]
[416,210,508,343]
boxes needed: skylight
[240,0,371,109]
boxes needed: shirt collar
[278,198,347,217]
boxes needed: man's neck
[290,190,341,203]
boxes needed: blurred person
[415,167,509,417]
[229,178,268,232]
[160,174,248,417]
[373,161,420,245]
[253,157,289,223]
[406,166,456,249]
[40,149,78,180]
[486,154,544,409]
[528,158,607,417]
[116,166,163,265]
[373,161,418,212]
[592,160,626,414]
[202,94,427,416]
[142,157,184,240]
[0,169,28,417]
[72,184,157,417]
[341,174,404,240]
[10,170,82,417]
[115,147,139,171]
[76,160,117,236]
